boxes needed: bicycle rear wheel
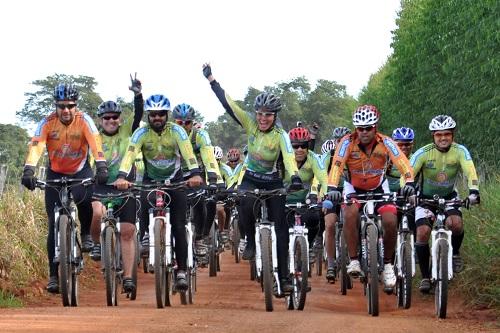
[435,238,449,319]
[58,215,72,307]
[154,218,167,308]
[292,236,309,310]
[130,232,139,301]
[315,246,323,276]
[339,230,350,295]
[209,222,218,277]
[103,226,118,306]
[232,217,241,263]
[397,234,413,309]
[366,224,379,316]
[259,228,273,312]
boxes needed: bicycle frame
[430,199,454,282]
[286,203,310,277]
[359,200,384,277]
[396,203,416,279]
[148,190,172,268]
[255,203,280,293]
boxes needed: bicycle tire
[399,234,413,309]
[260,228,273,312]
[154,218,167,308]
[292,236,309,310]
[366,224,379,316]
[339,230,349,295]
[316,247,323,276]
[233,218,241,263]
[130,233,139,301]
[188,267,196,304]
[209,222,218,277]
[435,238,449,319]
[70,272,79,307]
[104,226,118,306]
[250,259,256,281]
[58,215,72,307]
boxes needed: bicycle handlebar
[36,177,94,190]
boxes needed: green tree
[0,124,30,180]
[17,74,103,123]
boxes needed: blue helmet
[53,83,79,101]
[144,94,171,112]
[172,103,195,120]
[392,127,415,141]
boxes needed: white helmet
[321,140,335,154]
[352,105,379,126]
[213,146,223,160]
[429,115,456,131]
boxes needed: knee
[416,221,431,242]
[382,213,397,231]
[120,224,135,241]
[447,216,463,234]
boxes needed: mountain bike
[205,192,223,277]
[335,205,352,294]
[284,202,319,310]
[343,192,397,316]
[395,198,415,309]
[92,191,139,306]
[238,188,288,312]
[36,177,93,307]
[418,196,467,319]
[226,195,241,263]
[137,180,188,308]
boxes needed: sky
[0,0,400,129]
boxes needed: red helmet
[227,148,241,162]
[288,127,311,143]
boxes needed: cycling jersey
[226,159,246,189]
[181,127,222,184]
[26,111,105,174]
[313,150,348,193]
[328,132,414,190]
[285,150,328,202]
[218,161,233,185]
[210,80,299,177]
[410,142,479,197]
[118,122,200,181]
[386,163,403,192]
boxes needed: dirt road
[0,251,495,333]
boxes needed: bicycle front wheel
[58,215,72,307]
[397,234,413,309]
[130,231,139,301]
[154,218,167,308]
[232,217,241,263]
[435,238,449,319]
[292,236,309,310]
[339,229,350,295]
[366,224,379,316]
[103,226,118,306]
[208,222,218,277]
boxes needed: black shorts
[93,184,137,224]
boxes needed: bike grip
[322,200,333,209]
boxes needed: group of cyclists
[20,63,480,308]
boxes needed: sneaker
[347,259,361,277]
[176,271,188,290]
[194,239,208,257]
[326,266,337,282]
[452,255,464,273]
[313,235,323,250]
[46,276,59,294]
[383,263,396,289]
[238,238,247,255]
[123,277,136,294]
[90,243,101,261]
[81,234,93,253]
[141,234,150,256]
[280,278,293,293]
[220,230,229,244]
[308,249,316,264]
[419,278,432,293]
[242,244,255,260]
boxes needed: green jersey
[118,122,199,181]
[285,151,328,203]
[410,143,479,197]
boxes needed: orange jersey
[25,112,105,174]
[327,132,414,190]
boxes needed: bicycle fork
[431,228,453,281]
[186,221,194,269]
[396,217,416,278]
[148,208,172,267]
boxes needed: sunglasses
[256,111,275,118]
[396,142,413,147]
[149,111,167,118]
[101,115,120,121]
[292,143,309,150]
[56,103,77,110]
[175,119,192,126]
[228,159,239,163]
[356,126,375,132]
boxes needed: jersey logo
[384,138,400,157]
[49,131,60,140]
[172,124,188,140]
[338,139,350,157]
[131,127,148,143]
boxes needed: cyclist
[317,126,351,281]
[89,75,144,293]
[214,145,233,244]
[411,115,480,293]
[172,103,224,263]
[203,63,302,292]
[326,105,415,290]
[285,127,328,264]
[114,94,203,290]
[226,148,241,171]
[387,127,415,192]
[21,83,108,293]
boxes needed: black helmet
[97,101,122,117]
[53,83,79,101]
[254,92,282,113]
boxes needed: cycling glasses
[56,103,77,110]
[255,111,275,118]
[148,111,167,118]
[175,119,192,126]
[101,115,120,121]
[292,142,308,150]
[356,125,375,132]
